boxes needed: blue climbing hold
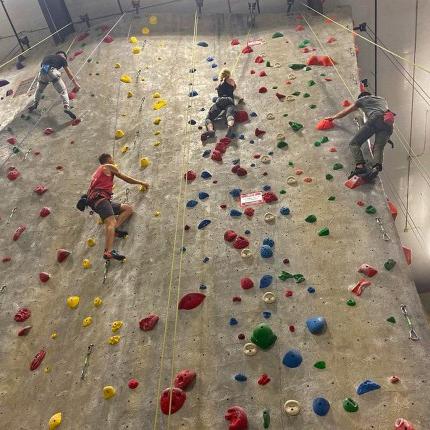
[263,185,271,191]
[199,284,207,290]
[207,56,214,62]
[250,112,257,117]
[306,316,327,335]
[259,275,273,289]
[202,150,211,158]
[262,311,271,319]
[356,380,381,395]
[232,159,240,165]
[229,318,238,326]
[229,188,242,198]
[313,397,330,416]
[188,119,196,125]
[198,192,209,200]
[307,287,316,293]
[201,170,212,179]
[189,90,198,97]
[230,209,242,217]
[234,373,247,382]
[186,200,198,208]
[239,134,245,140]
[282,349,303,368]
[198,219,211,230]
[211,63,218,68]
[203,257,209,263]
[249,140,255,144]
[263,238,275,248]
[280,207,290,216]
[212,76,218,81]
[244,230,251,235]
[250,163,256,167]
[260,245,273,258]
[197,41,208,47]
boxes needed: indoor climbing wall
[1,7,429,430]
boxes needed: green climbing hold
[293,273,305,283]
[298,39,311,48]
[333,163,343,170]
[314,141,321,147]
[288,161,294,166]
[384,258,396,271]
[303,93,310,98]
[328,196,336,201]
[12,147,20,154]
[320,136,329,143]
[343,398,359,413]
[326,174,333,180]
[263,409,270,428]
[251,323,277,350]
[308,80,316,86]
[279,271,293,281]
[305,66,312,71]
[320,73,326,76]
[272,31,283,38]
[289,63,306,70]
[387,316,396,324]
[305,215,317,223]
[365,205,377,214]
[292,91,301,96]
[346,298,356,306]
[277,140,288,149]
[266,61,271,67]
[318,227,330,236]
[289,121,303,132]
[272,86,278,89]
[314,361,326,369]
[280,189,286,194]
[309,104,317,109]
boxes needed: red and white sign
[240,192,264,207]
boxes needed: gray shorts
[206,97,236,125]
[93,199,121,220]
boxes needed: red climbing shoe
[201,130,215,142]
[103,250,126,261]
[115,229,128,238]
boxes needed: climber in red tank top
[87,153,149,261]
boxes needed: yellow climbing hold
[153,117,161,125]
[127,91,133,98]
[153,141,161,147]
[140,157,151,168]
[139,184,148,192]
[152,92,161,98]
[120,145,129,154]
[87,238,95,247]
[129,36,138,43]
[141,27,150,35]
[44,366,51,373]
[67,296,80,309]
[108,335,121,345]
[114,63,121,69]
[82,317,93,327]
[111,321,123,332]
[82,259,91,269]
[152,99,167,110]
[120,74,132,83]
[132,46,141,54]
[149,16,158,25]
[103,386,116,399]
[93,297,103,307]
[115,129,125,139]
[51,332,57,339]
[154,131,160,136]
[48,412,62,429]
[154,211,161,217]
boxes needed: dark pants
[205,97,236,126]
[349,114,393,166]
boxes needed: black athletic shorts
[93,199,121,220]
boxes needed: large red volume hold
[57,249,71,263]
[307,55,336,66]
[225,406,249,430]
[139,314,159,331]
[174,370,196,390]
[12,225,26,241]
[160,387,186,415]
[30,350,46,370]
[211,150,223,161]
[178,293,206,310]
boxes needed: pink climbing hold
[34,184,48,195]
[224,230,237,242]
[394,419,415,430]
[342,99,352,107]
[258,87,267,94]
[351,279,371,296]
[358,263,378,277]
[244,207,254,217]
[7,137,16,145]
[295,169,303,175]
[39,272,50,283]
[327,36,336,43]
[255,56,264,64]
[231,39,240,46]
[128,379,139,389]
[39,207,51,217]
[103,35,114,43]
[178,293,206,310]
[12,225,26,241]
[139,314,159,331]
[262,192,278,203]
[240,278,254,290]
[44,127,54,135]
[276,92,286,100]
[233,236,249,250]
[259,71,267,77]
[316,118,335,130]
[307,55,336,66]
[234,111,249,123]
[211,150,223,161]
[255,128,266,137]
[296,24,305,31]
[242,45,253,54]
[160,387,186,415]
[57,248,71,263]
[225,406,248,430]
[184,170,197,181]
[174,370,196,390]
[7,167,20,181]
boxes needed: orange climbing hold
[344,175,365,189]
[387,199,398,220]
[342,100,352,107]
[307,55,336,66]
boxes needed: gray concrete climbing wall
[1,8,429,430]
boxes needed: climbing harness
[375,217,390,241]
[6,207,17,224]
[80,344,95,380]
[400,304,419,341]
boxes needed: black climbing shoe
[103,250,126,261]
[201,130,215,142]
[28,103,38,113]
[348,166,368,179]
[115,229,128,238]
[366,166,380,181]
[64,108,77,120]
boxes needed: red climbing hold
[255,56,264,64]
[211,150,223,161]
[358,264,378,277]
[236,167,247,177]
[30,350,46,371]
[357,200,365,207]
[231,39,240,46]
[174,370,196,390]
[232,165,240,174]
[234,111,249,123]
[178,293,206,310]
[388,200,398,220]
[44,127,54,135]
[395,418,415,430]
[18,325,32,336]
[329,147,337,152]
[304,177,312,183]
[341,99,352,107]
[2,256,11,263]
[240,278,254,290]
[14,308,31,322]
[71,118,81,126]
[258,374,271,385]
[232,296,242,302]
[258,87,267,93]
[276,92,286,100]
[250,70,255,74]
[296,24,305,31]
[184,170,197,181]
[217,142,229,154]
[327,36,336,43]
[57,249,71,263]
[302,47,310,53]
[259,71,267,77]
[255,128,266,137]
[345,175,365,189]
[307,55,336,66]
[242,45,253,54]
[12,225,26,241]
[33,184,48,195]
[103,35,114,43]
[160,387,186,415]
[225,406,248,430]
[39,272,50,283]
[244,207,254,217]
[7,137,16,145]
[224,230,237,242]
[295,169,303,175]
[139,314,159,331]
[39,207,51,217]
[128,379,139,389]
[7,167,20,181]
[316,118,335,130]
[233,236,249,250]
[262,192,278,203]
[289,325,295,332]
[285,290,293,297]
[402,246,412,265]
[351,279,371,296]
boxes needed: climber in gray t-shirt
[325,91,394,180]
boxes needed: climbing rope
[151,10,199,430]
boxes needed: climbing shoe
[28,103,38,112]
[366,166,381,181]
[226,128,235,139]
[64,108,77,120]
[115,229,128,238]
[103,250,126,261]
[348,166,368,179]
[201,130,215,142]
